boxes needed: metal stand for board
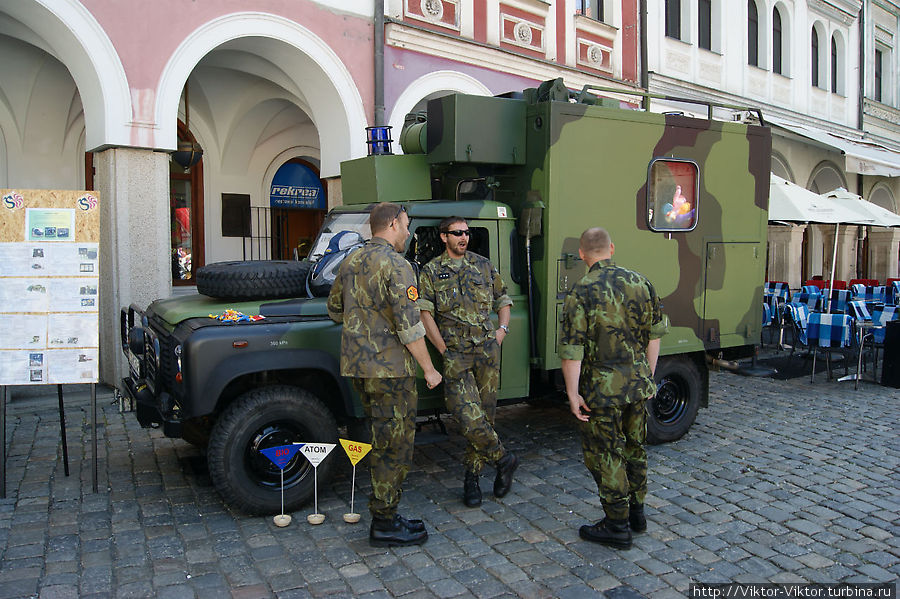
[0,383,97,498]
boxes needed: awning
[769,117,900,178]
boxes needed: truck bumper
[121,376,183,438]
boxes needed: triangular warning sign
[339,438,372,466]
[300,443,336,468]
[260,443,304,470]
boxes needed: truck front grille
[143,326,177,394]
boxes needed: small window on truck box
[647,159,699,232]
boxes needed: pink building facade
[0,0,639,383]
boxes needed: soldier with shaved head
[560,227,668,550]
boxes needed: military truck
[120,79,771,514]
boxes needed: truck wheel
[647,358,701,444]
[195,260,311,300]
[207,386,338,515]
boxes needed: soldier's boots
[629,503,646,533]
[397,514,426,533]
[369,514,428,547]
[493,452,519,498]
[463,471,482,507]
[579,517,633,549]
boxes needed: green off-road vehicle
[120,80,771,514]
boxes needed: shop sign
[269,162,325,210]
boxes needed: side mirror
[518,191,544,239]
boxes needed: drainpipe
[857,6,864,132]
[375,0,385,127]
[857,6,864,198]
[640,0,649,110]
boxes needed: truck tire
[647,357,701,444]
[195,260,311,300]
[207,385,338,515]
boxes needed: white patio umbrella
[819,187,900,307]
[769,175,870,224]
[820,187,900,227]
[768,175,875,312]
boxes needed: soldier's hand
[495,328,507,345]
[568,394,590,422]
[424,369,442,389]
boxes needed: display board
[0,189,100,385]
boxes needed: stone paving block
[428,577,469,598]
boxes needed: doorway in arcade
[268,159,326,260]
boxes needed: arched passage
[156,13,367,178]
[0,0,131,150]
[388,71,492,150]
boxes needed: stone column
[767,224,806,288]
[821,225,860,284]
[325,176,343,209]
[95,148,172,385]
[866,227,900,282]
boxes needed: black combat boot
[493,452,519,498]
[369,514,428,547]
[579,517,632,549]
[397,514,425,533]
[463,471,482,507]
[629,503,646,533]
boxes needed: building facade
[0,0,640,384]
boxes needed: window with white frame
[699,0,711,50]
[748,0,760,66]
[666,0,682,40]
[575,0,605,22]
[831,33,845,95]
[874,47,883,102]
[811,26,819,87]
[773,6,783,74]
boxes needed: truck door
[703,242,761,348]
[407,218,525,406]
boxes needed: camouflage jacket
[559,259,668,407]
[418,251,513,349]
[327,237,426,378]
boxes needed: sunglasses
[393,205,407,222]
[443,229,471,237]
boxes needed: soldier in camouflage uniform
[327,202,442,547]
[418,217,518,508]
[560,227,667,550]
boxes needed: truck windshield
[308,212,372,261]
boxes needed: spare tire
[196,260,312,300]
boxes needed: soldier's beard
[447,242,466,258]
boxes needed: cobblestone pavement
[0,366,898,598]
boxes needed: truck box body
[345,92,771,372]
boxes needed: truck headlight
[174,345,182,372]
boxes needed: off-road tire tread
[207,385,338,515]
[196,260,311,300]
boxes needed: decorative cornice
[386,22,640,92]
[807,0,860,26]
[864,97,900,126]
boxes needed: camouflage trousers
[578,400,648,520]
[443,338,504,474]
[351,376,417,519]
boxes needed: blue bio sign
[260,443,304,470]
[269,162,325,210]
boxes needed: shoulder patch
[406,285,419,301]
